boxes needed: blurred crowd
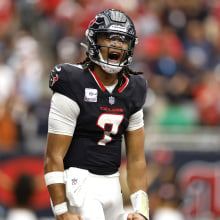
[1,0,220,154]
[1,0,220,219]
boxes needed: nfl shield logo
[109,96,115,105]
[72,178,78,185]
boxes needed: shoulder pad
[49,64,73,95]
[49,64,85,101]
[137,75,147,107]
[131,75,148,111]
[49,65,62,88]
[49,63,83,89]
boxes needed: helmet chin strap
[100,62,122,74]
[92,50,127,74]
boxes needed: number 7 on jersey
[96,113,124,146]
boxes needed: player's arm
[124,109,149,220]
[44,133,70,205]
[44,93,82,220]
[125,126,147,193]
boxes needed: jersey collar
[89,69,106,91]
[89,69,129,93]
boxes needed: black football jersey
[49,64,147,175]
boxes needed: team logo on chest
[109,96,115,105]
[84,88,98,102]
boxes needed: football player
[44,9,149,220]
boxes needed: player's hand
[56,211,83,220]
[127,212,147,220]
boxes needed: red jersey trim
[89,69,106,92]
[89,69,129,93]
[118,74,129,93]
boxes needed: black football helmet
[85,9,138,74]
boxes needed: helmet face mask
[86,9,138,74]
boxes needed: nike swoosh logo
[55,66,61,71]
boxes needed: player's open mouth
[108,52,121,63]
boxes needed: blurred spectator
[0,59,15,106]
[182,20,214,76]
[0,104,18,153]
[140,26,184,63]
[0,55,18,153]
[5,174,37,220]
[56,36,83,63]
[154,74,199,126]
[193,72,220,125]
[0,0,15,38]
[152,183,184,220]
[147,146,178,217]
[8,31,44,106]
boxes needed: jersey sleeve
[132,75,148,113]
[126,109,144,131]
[48,92,80,135]
[49,64,73,98]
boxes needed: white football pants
[68,170,126,220]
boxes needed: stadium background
[0,0,220,219]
